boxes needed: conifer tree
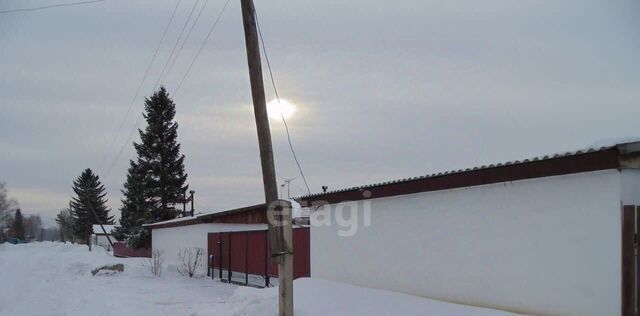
[70,168,113,245]
[113,161,150,248]
[116,87,188,248]
[10,208,24,240]
[137,87,188,219]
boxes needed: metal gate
[207,227,310,288]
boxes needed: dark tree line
[0,182,54,242]
[10,208,24,240]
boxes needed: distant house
[92,224,116,251]
[296,141,640,316]
[145,202,310,286]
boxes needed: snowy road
[0,242,522,316]
[0,242,240,316]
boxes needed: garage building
[297,141,640,316]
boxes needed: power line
[104,113,143,189]
[0,0,104,14]
[254,9,312,196]
[173,0,231,95]
[104,0,230,189]
[106,0,200,185]
[104,0,229,194]
[153,0,201,90]
[159,0,211,87]
[101,0,183,177]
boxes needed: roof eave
[297,146,628,206]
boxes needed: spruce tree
[116,87,188,248]
[70,168,114,245]
[137,87,188,219]
[113,161,150,248]
[10,208,24,240]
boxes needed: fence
[113,242,151,258]
[207,227,310,287]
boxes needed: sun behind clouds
[267,98,297,120]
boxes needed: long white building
[297,141,640,316]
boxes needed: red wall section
[207,228,310,280]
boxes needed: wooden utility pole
[85,196,114,250]
[240,0,293,315]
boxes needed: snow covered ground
[0,242,522,316]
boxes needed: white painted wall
[621,169,640,205]
[151,223,266,266]
[93,235,114,251]
[311,170,628,316]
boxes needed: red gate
[207,227,310,287]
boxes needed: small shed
[146,202,310,285]
[92,224,116,251]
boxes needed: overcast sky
[1,0,639,221]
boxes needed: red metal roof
[145,204,267,229]
[295,142,640,206]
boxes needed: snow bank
[0,242,521,316]
[229,278,522,316]
[0,242,237,316]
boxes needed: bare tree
[177,247,203,278]
[56,209,74,243]
[0,182,18,242]
[145,250,164,277]
[24,215,42,240]
[0,182,18,218]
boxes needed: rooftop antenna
[282,177,296,199]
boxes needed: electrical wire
[0,0,104,14]
[153,0,200,90]
[104,113,144,189]
[159,0,211,87]
[254,9,312,195]
[101,0,183,179]
[105,0,230,188]
[173,0,231,95]
[106,0,198,184]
